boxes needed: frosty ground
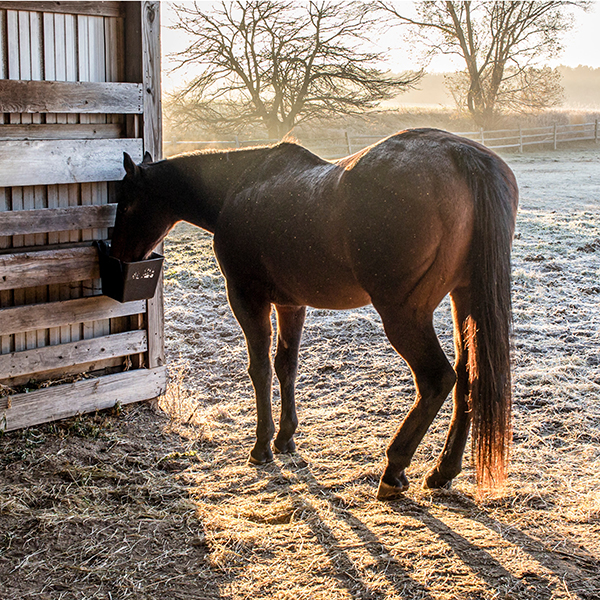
[1,144,599,599]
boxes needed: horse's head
[111,152,175,263]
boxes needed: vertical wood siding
[1,7,126,362]
[0,3,164,409]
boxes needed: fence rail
[166,120,600,160]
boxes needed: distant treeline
[391,66,600,109]
[163,66,600,142]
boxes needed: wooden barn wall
[0,2,165,430]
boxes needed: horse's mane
[168,140,325,165]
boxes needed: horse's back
[214,130,517,312]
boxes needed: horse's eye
[117,204,129,215]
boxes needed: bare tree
[169,1,420,138]
[380,1,588,127]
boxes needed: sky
[160,1,600,91]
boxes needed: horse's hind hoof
[376,476,409,501]
[423,468,453,490]
[273,438,296,455]
[248,448,273,465]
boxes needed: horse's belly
[267,263,371,310]
[294,285,371,310]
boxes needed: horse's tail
[454,141,518,491]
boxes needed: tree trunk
[263,116,295,140]
[264,118,282,140]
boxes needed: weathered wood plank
[78,14,94,343]
[0,80,144,113]
[0,329,147,379]
[140,2,164,369]
[141,1,162,161]
[0,3,123,18]
[9,186,26,352]
[54,12,67,80]
[0,187,11,355]
[0,10,7,79]
[146,245,164,368]
[6,10,19,79]
[65,13,78,82]
[0,246,99,291]
[2,357,124,388]
[24,4,48,349]
[0,365,167,432]
[0,123,122,140]
[105,15,121,82]
[0,296,146,336]
[0,204,117,236]
[46,188,62,347]
[0,138,143,187]
[29,11,44,82]
[62,0,80,338]
[17,10,31,80]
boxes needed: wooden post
[480,127,484,145]
[141,1,162,162]
[140,1,164,370]
[345,130,352,155]
[519,125,523,153]
[553,123,557,150]
[595,119,598,144]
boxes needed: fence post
[595,119,599,144]
[480,127,484,145]
[553,123,557,150]
[519,125,523,153]
[345,130,352,155]
[234,135,240,148]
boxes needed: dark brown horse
[112,129,518,499]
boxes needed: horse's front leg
[227,285,275,465]
[273,305,306,454]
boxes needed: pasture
[1,145,599,599]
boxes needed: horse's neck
[171,148,273,232]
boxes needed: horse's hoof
[248,448,273,465]
[423,468,453,490]
[273,438,296,454]
[376,474,409,501]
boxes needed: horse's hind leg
[273,305,306,454]
[226,286,275,465]
[424,288,472,489]
[374,305,456,500]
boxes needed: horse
[111,128,519,499]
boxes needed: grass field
[1,145,599,599]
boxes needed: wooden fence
[0,1,166,431]
[166,120,600,160]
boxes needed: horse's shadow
[241,452,596,600]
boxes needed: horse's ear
[142,151,153,164]
[123,152,139,178]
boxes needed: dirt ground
[1,143,599,599]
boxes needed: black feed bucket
[95,241,164,303]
